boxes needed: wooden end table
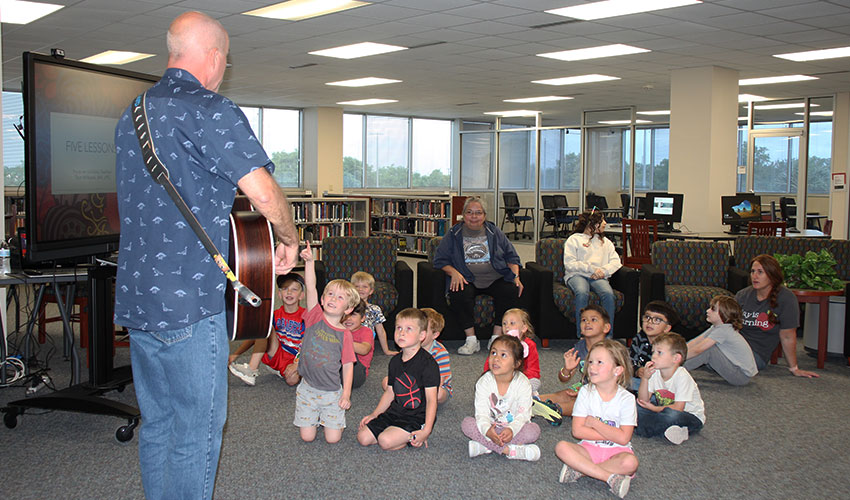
[791,289,844,369]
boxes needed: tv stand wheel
[4,408,20,429]
[115,417,139,443]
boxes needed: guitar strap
[130,92,260,307]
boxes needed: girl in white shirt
[555,339,638,499]
[461,335,541,461]
[563,210,621,338]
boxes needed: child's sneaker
[664,425,689,445]
[607,474,631,498]
[229,363,258,386]
[468,440,493,458]
[532,397,563,426]
[458,337,480,355]
[504,444,541,461]
[558,464,583,483]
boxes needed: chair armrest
[314,260,328,299]
[416,261,446,309]
[395,260,414,310]
[728,267,748,294]
[610,266,638,294]
[844,282,850,358]
[640,263,666,310]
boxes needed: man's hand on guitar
[274,241,299,275]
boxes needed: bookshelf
[289,197,369,246]
[370,194,455,256]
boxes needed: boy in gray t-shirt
[685,296,757,386]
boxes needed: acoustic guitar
[226,195,275,341]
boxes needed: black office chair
[552,194,578,232]
[779,196,798,232]
[501,192,533,239]
[620,193,631,219]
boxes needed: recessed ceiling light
[538,44,649,62]
[503,96,573,103]
[546,0,701,21]
[532,74,620,86]
[739,75,818,85]
[310,42,407,60]
[774,46,850,62]
[0,0,63,24]
[598,119,653,125]
[794,111,833,117]
[738,94,769,102]
[326,77,401,87]
[80,51,155,65]
[243,0,369,21]
[636,110,670,116]
[483,110,540,117]
[754,103,819,110]
[337,98,398,105]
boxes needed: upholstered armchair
[416,237,535,341]
[526,238,638,345]
[315,236,413,335]
[641,240,742,339]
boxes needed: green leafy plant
[774,249,844,291]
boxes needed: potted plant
[774,249,844,291]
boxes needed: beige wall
[830,92,849,239]
[302,107,343,194]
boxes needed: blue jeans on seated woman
[129,310,228,500]
[635,401,703,438]
[566,275,616,338]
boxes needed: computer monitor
[644,192,684,232]
[721,194,762,233]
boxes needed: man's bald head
[166,11,229,91]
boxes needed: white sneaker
[486,334,500,351]
[458,337,480,355]
[607,474,631,498]
[664,425,689,445]
[504,444,541,461]
[468,440,493,458]
[229,362,258,386]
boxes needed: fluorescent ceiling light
[598,119,652,125]
[738,116,749,121]
[243,0,368,21]
[794,111,833,117]
[337,98,397,105]
[774,46,850,62]
[739,75,818,85]
[0,0,63,24]
[80,50,155,65]
[738,94,769,102]
[546,0,701,20]
[504,96,573,103]
[483,110,540,117]
[532,74,620,86]
[637,110,670,116]
[310,42,407,59]
[754,103,819,110]
[326,77,401,87]
[538,44,649,62]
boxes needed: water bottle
[0,243,10,275]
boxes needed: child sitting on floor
[629,300,679,385]
[343,300,375,389]
[685,295,757,386]
[352,271,397,356]
[484,308,540,395]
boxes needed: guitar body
[226,210,275,341]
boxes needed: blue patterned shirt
[114,68,272,331]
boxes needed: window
[344,114,453,189]
[540,128,581,191]
[3,92,25,190]
[240,106,301,188]
[460,132,493,190]
[632,127,669,192]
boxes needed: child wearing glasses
[630,301,679,390]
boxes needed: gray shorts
[293,380,346,430]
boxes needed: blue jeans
[566,275,616,338]
[130,310,228,500]
[635,403,703,438]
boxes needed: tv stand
[2,266,140,442]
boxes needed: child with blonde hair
[463,335,541,461]
[484,308,540,394]
[555,339,638,498]
[685,295,757,386]
[351,271,397,355]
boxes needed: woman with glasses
[735,254,818,378]
[433,197,524,355]
[563,210,621,338]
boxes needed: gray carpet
[2,324,849,499]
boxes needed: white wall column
[302,107,343,194]
[831,92,849,239]
[669,66,739,232]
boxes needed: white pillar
[831,93,849,239]
[669,66,739,232]
[302,107,343,195]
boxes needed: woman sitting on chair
[563,210,621,338]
